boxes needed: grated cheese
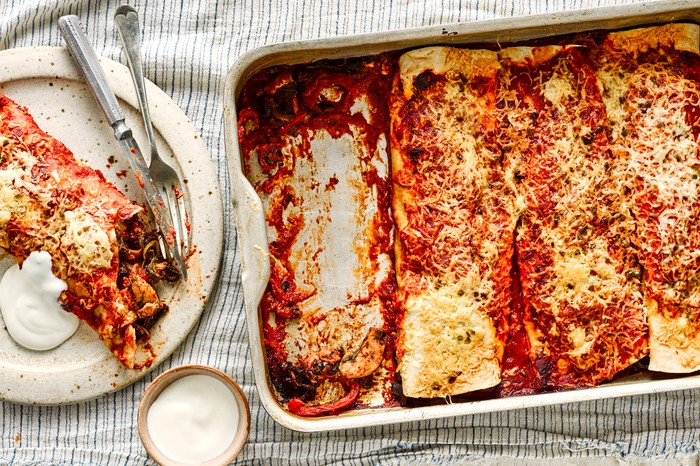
[543,76,575,110]
[0,135,115,273]
[394,47,514,398]
[598,34,700,371]
[500,45,647,381]
[61,209,114,273]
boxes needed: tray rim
[224,0,700,432]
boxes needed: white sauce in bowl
[147,374,240,464]
[0,251,78,350]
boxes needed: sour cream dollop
[0,251,79,350]
[147,374,240,464]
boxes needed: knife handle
[58,15,126,129]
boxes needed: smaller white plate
[0,47,223,405]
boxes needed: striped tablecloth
[1,0,698,464]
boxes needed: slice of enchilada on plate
[0,93,177,369]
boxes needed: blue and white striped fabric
[1,0,698,464]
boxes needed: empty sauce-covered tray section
[237,57,399,415]
[226,0,700,431]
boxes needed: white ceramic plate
[0,47,223,405]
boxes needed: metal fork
[115,5,189,277]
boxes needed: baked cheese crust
[391,47,516,398]
[594,24,700,373]
[499,43,648,389]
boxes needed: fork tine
[157,234,171,261]
[157,185,173,262]
[159,183,187,278]
[163,183,187,257]
[174,186,189,255]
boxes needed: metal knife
[58,14,187,278]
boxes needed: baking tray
[224,0,700,432]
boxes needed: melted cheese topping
[598,45,700,371]
[597,70,628,128]
[551,244,623,311]
[543,76,575,110]
[0,138,52,252]
[500,47,647,383]
[0,139,34,215]
[400,279,500,397]
[393,47,513,398]
[62,209,114,272]
[0,138,114,273]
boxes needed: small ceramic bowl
[138,365,250,465]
